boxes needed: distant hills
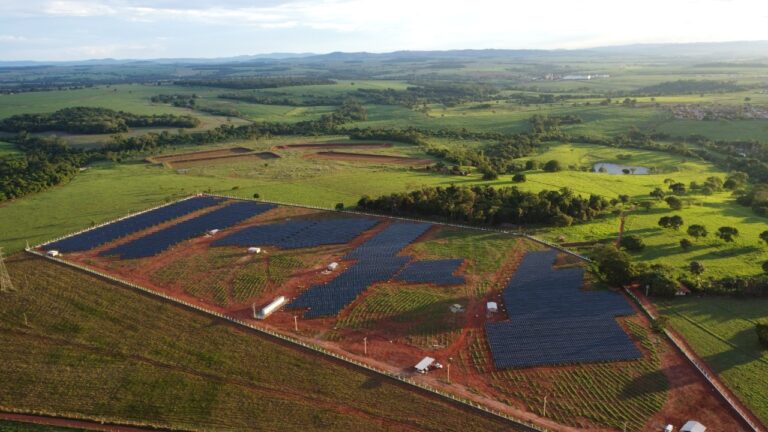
[1,40,767,67]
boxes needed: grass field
[656,297,768,424]
[0,254,520,432]
[0,421,84,432]
[2,137,766,279]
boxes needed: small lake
[593,163,649,175]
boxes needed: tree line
[0,107,200,134]
[356,185,611,227]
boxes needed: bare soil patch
[147,147,280,169]
[305,151,432,165]
[274,142,394,150]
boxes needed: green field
[656,297,768,423]
[0,254,519,432]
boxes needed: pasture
[656,297,768,424]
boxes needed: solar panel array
[212,218,378,249]
[288,222,432,318]
[45,196,224,252]
[101,201,276,259]
[395,259,465,285]
[485,250,640,368]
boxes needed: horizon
[1,0,767,61]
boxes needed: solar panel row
[288,222,432,318]
[485,250,640,368]
[395,259,465,286]
[101,201,275,259]
[212,217,378,249]
[45,196,224,252]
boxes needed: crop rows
[470,322,666,431]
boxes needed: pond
[593,162,649,175]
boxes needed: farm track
[304,151,433,165]
[273,142,393,150]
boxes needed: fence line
[624,288,765,432]
[25,248,547,432]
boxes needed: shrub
[665,196,683,210]
[335,202,345,210]
[543,159,562,172]
[640,268,679,297]
[680,238,693,250]
[620,235,645,252]
[512,173,526,183]
[689,261,705,276]
[716,226,739,242]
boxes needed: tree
[716,226,739,242]
[525,159,540,170]
[335,202,345,211]
[253,193,260,199]
[669,182,687,195]
[687,224,708,240]
[689,261,705,276]
[620,235,645,252]
[591,245,635,287]
[665,196,683,210]
[659,215,683,230]
[757,323,768,349]
[543,159,562,172]
[481,167,499,180]
[650,187,666,200]
[512,173,526,183]
[760,230,768,245]
[762,260,768,274]
[639,201,654,211]
[639,267,679,297]
[680,238,693,250]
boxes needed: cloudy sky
[1,0,767,60]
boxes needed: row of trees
[0,107,200,134]
[356,185,611,227]
[174,77,335,89]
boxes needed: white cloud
[0,35,28,42]
[43,0,116,16]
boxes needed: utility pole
[252,303,256,319]
[363,336,368,355]
[293,315,298,332]
[446,363,451,383]
[543,395,548,417]
[0,248,15,293]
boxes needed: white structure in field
[449,304,464,313]
[680,421,706,432]
[247,247,261,254]
[46,250,60,257]
[327,262,339,271]
[486,302,498,313]
[207,229,220,236]
[414,356,436,374]
[254,296,286,319]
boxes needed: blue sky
[0,0,767,60]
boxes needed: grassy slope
[656,297,768,424]
[0,421,84,432]
[0,254,518,432]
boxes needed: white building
[680,421,706,432]
[487,302,498,313]
[247,247,261,254]
[327,262,339,271]
[414,356,436,374]
[254,296,286,320]
[46,250,60,257]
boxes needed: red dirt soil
[147,147,252,163]
[274,142,394,150]
[48,206,751,432]
[304,151,433,165]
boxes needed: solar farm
[36,195,699,430]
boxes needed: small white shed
[680,421,706,432]
[46,250,60,257]
[247,247,262,254]
[207,229,220,236]
[414,356,435,374]
[449,304,464,313]
[327,262,339,271]
[487,302,498,313]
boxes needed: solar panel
[45,196,224,252]
[486,250,640,368]
[287,222,432,318]
[395,259,465,285]
[212,217,378,249]
[101,201,275,259]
